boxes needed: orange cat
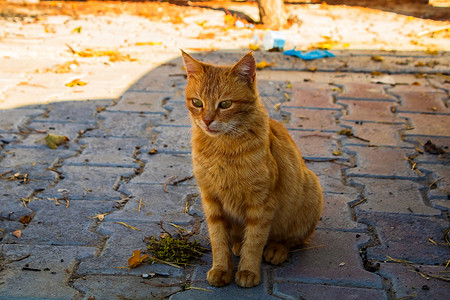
[181,50,323,288]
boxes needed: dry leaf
[45,134,69,149]
[20,215,32,225]
[72,26,82,34]
[256,60,274,70]
[371,55,384,62]
[65,79,87,87]
[332,150,342,156]
[12,230,21,238]
[128,250,149,268]
[112,221,140,231]
[249,44,259,51]
[148,148,158,155]
[284,92,291,101]
[274,103,281,112]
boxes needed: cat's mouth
[205,127,221,135]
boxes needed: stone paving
[0,50,449,300]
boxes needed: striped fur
[182,51,323,288]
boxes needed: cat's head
[181,50,260,137]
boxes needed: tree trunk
[256,0,287,29]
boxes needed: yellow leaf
[332,150,342,156]
[45,134,69,149]
[128,250,149,268]
[285,82,293,88]
[256,60,274,70]
[371,55,384,62]
[284,92,291,101]
[112,221,140,231]
[249,44,259,51]
[13,230,21,238]
[135,42,162,46]
[65,79,87,87]
[72,26,82,34]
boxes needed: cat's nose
[203,118,214,127]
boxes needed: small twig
[0,254,31,271]
[138,197,143,212]
[291,244,326,252]
[45,168,62,175]
[0,170,13,178]
[185,286,212,292]
[350,197,367,208]
[163,176,178,193]
[172,175,194,185]
[417,26,450,37]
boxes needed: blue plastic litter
[283,48,335,60]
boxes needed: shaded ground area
[0,1,449,299]
[0,49,449,299]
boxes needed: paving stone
[290,132,348,161]
[128,64,186,93]
[68,136,147,168]
[389,84,447,94]
[378,263,450,300]
[177,255,276,300]
[283,108,341,132]
[281,83,341,110]
[339,100,402,124]
[393,90,449,114]
[77,221,185,277]
[1,200,112,246]
[130,153,193,185]
[38,165,134,200]
[356,212,449,265]
[305,161,356,195]
[34,99,112,123]
[350,178,440,215]
[258,79,289,98]
[87,111,160,138]
[0,108,45,132]
[400,113,450,137]
[0,244,96,299]
[108,91,169,114]
[149,125,191,154]
[113,183,195,224]
[345,146,421,179]
[274,230,382,288]
[341,122,409,147]
[0,177,54,203]
[18,121,94,148]
[336,83,397,101]
[0,147,76,167]
[273,282,387,300]
[421,164,450,204]
[319,193,367,231]
[161,100,191,126]
[74,275,183,300]
[0,162,58,181]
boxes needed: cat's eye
[192,99,203,107]
[219,100,232,109]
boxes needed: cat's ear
[231,52,256,84]
[181,50,203,78]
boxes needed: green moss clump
[147,234,208,267]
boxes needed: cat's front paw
[235,270,260,288]
[207,268,233,287]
